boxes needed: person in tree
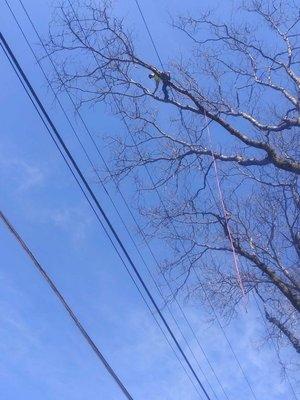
[148,71,171,101]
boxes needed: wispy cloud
[50,206,93,245]
[0,156,44,192]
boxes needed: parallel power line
[131,2,259,399]
[0,31,213,400]
[20,1,232,397]
[133,0,244,298]
[61,3,228,398]
[4,1,217,398]
[63,0,232,399]
[63,2,255,399]
[0,30,200,399]
[0,211,134,400]
[133,0,165,70]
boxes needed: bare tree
[47,0,300,353]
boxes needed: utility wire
[0,36,170,365]
[0,210,134,400]
[136,108,258,400]
[64,2,231,398]
[5,0,258,399]
[180,115,257,400]
[133,0,165,70]
[0,30,212,400]
[64,3,223,398]
[0,34,201,399]
[7,2,251,398]
[5,1,210,397]
[129,2,259,399]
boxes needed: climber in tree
[148,71,171,101]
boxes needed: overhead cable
[5,0,209,396]
[0,30,212,400]
[0,210,134,400]
[131,2,259,399]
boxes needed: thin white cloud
[0,156,44,192]
[50,206,93,245]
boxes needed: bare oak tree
[47,0,300,353]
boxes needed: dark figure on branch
[149,71,171,101]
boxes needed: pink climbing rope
[204,112,245,297]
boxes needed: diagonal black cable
[70,0,256,395]
[7,0,224,397]
[5,2,260,398]
[0,210,134,400]
[3,2,203,397]
[127,2,260,399]
[0,31,212,400]
[133,0,164,70]
[63,3,233,399]
[0,36,201,398]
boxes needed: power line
[0,33,171,363]
[0,31,212,400]
[0,33,201,399]
[62,2,231,398]
[4,0,260,398]
[0,210,134,400]
[63,2,224,398]
[133,0,165,70]
[5,1,211,397]
[5,2,255,397]
[180,115,258,399]
[129,2,260,399]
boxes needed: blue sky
[0,1,299,399]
